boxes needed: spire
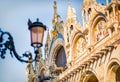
[67,2,77,22]
[52,1,60,25]
[53,1,57,16]
[45,30,50,54]
[67,0,72,19]
[46,30,50,43]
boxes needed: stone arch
[39,67,46,75]
[50,38,64,62]
[72,32,84,46]
[49,38,67,68]
[91,13,108,44]
[70,30,82,44]
[71,32,86,60]
[79,70,99,82]
[105,58,120,82]
[55,46,67,68]
[91,13,107,30]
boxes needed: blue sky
[0,0,105,82]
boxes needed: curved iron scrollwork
[0,29,34,63]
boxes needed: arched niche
[50,38,64,62]
[72,32,86,60]
[106,62,120,82]
[80,71,99,82]
[55,46,67,68]
[91,14,108,44]
[49,38,67,68]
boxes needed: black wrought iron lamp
[0,18,46,63]
[28,18,46,48]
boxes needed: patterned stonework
[26,0,120,82]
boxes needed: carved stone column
[72,73,76,82]
[70,74,73,82]
[85,10,88,21]
[113,22,119,33]
[82,12,85,27]
[112,4,116,17]
[106,10,109,20]
[75,70,79,82]
[106,0,108,5]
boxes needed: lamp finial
[37,18,39,22]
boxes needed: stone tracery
[26,0,120,82]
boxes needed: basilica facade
[26,0,120,82]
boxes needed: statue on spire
[53,1,57,16]
[51,1,64,40]
[52,1,60,27]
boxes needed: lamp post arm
[0,29,34,63]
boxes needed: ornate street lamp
[0,18,46,63]
[0,19,54,82]
[28,18,46,48]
